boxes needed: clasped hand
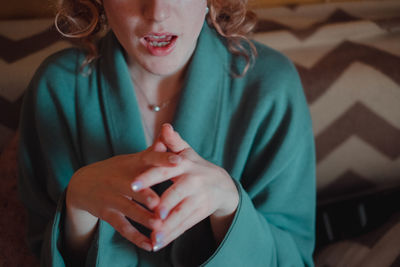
[66,124,239,253]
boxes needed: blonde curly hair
[55,0,258,76]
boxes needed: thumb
[160,123,190,153]
[148,131,168,152]
[148,125,170,152]
[151,140,168,152]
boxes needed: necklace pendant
[150,105,161,112]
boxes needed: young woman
[18,0,316,266]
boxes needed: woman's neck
[128,58,186,103]
[127,56,187,144]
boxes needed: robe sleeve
[202,56,316,266]
[17,52,99,267]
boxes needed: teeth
[150,41,170,47]
[148,35,174,41]
[146,35,175,47]
[150,35,167,39]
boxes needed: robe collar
[98,22,230,160]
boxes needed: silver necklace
[134,81,180,112]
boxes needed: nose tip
[144,1,171,22]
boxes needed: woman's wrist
[213,170,239,217]
[209,176,239,244]
[64,185,99,263]
[209,206,237,245]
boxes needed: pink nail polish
[132,181,142,192]
[163,123,173,130]
[153,243,162,252]
[155,232,164,243]
[159,208,168,220]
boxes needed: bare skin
[64,125,239,259]
[64,142,179,263]
[138,124,239,251]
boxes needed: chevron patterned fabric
[252,0,400,203]
[315,211,400,267]
[1,1,400,266]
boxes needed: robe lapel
[172,23,230,160]
[99,33,148,155]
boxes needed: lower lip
[143,37,178,56]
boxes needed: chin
[144,60,184,77]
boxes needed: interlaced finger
[130,188,160,210]
[131,165,183,192]
[151,198,202,251]
[106,211,153,252]
[112,195,161,230]
[150,139,168,152]
[141,150,182,167]
[160,124,190,153]
[156,176,194,220]
[103,174,160,211]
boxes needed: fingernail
[141,242,152,252]
[168,155,181,164]
[153,243,162,252]
[146,196,153,204]
[131,181,142,191]
[163,123,173,130]
[155,232,164,243]
[159,208,168,220]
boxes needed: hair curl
[55,0,257,76]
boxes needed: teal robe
[18,22,316,266]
